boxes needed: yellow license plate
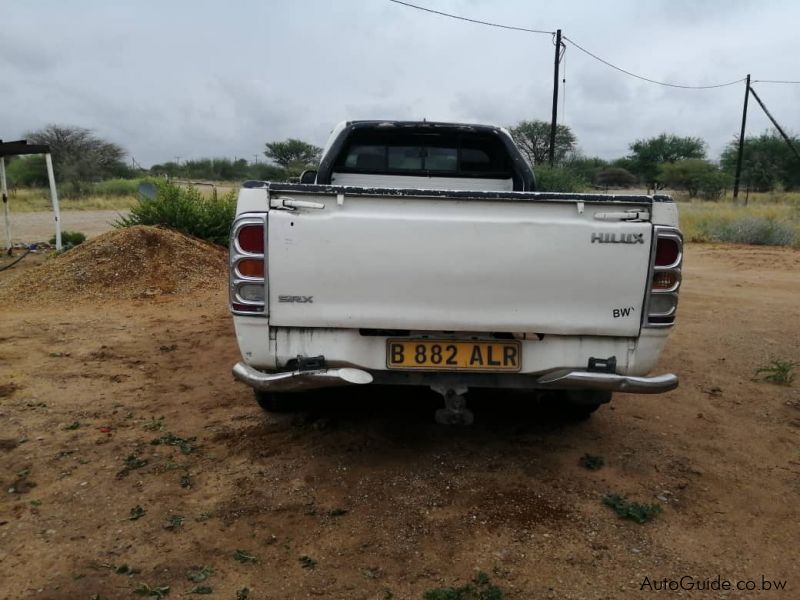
[386,339,521,372]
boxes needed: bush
[115,181,236,246]
[534,165,588,192]
[92,178,149,197]
[658,159,730,200]
[50,230,86,250]
[701,216,797,246]
[594,167,637,188]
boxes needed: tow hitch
[431,385,473,426]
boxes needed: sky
[2,0,799,167]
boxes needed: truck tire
[560,390,612,420]
[253,390,298,413]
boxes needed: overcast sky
[2,0,799,166]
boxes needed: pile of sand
[0,225,227,304]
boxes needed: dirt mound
[0,225,227,304]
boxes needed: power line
[387,0,553,35]
[751,79,800,84]
[388,0,749,90]
[563,35,746,89]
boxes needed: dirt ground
[1,243,799,599]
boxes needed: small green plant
[151,433,197,455]
[143,417,164,432]
[579,454,604,470]
[50,230,86,249]
[187,566,212,583]
[422,572,504,600]
[189,586,212,595]
[128,505,146,521]
[63,421,81,430]
[236,589,250,600]
[164,515,184,531]
[233,549,257,564]
[125,455,148,469]
[299,555,317,570]
[603,493,662,524]
[133,583,170,598]
[754,359,797,385]
[180,473,192,489]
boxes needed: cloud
[1,0,797,165]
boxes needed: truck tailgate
[267,192,652,336]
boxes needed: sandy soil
[0,244,798,599]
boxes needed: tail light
[644,226,682,327]
[230,213,267,315]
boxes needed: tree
[508,120,577,166]
[627,133,706,189]
[657,159,730,199]
[720,130,800,192]
[264,138,322,171]
[563,155,608,184]
[26,124,128,192]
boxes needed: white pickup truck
[229,120,682,423]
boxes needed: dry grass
[8,188,138,212]
[678,192,800,247]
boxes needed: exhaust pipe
[232,362,373,393]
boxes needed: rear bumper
[232,362,678,395]
[535,370,678,393]
[232,362,373,392]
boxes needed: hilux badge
[591,232,645,244]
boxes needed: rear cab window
[334,130,514,180]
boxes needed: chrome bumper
[535,370,678,394]
[232,362,373,393]
[233,362,677,395]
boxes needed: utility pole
[548,29,562,167]
[733,74,750,201]
[748,85,800,163]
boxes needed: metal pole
[733,74,750,201]
[549,29,562,167]
[44,153,62,251]
[748,85,800,163]
[1,157,10,254]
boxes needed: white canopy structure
[0,139,62,252]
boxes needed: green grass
[754,360,797,385]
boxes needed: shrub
[658,159,730,200]
[50,230,86,249]
[701,217,797,246]
[534,165,588,193]
[93,178,148,197]
[594,167,637,188]
[115,181,236,246]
